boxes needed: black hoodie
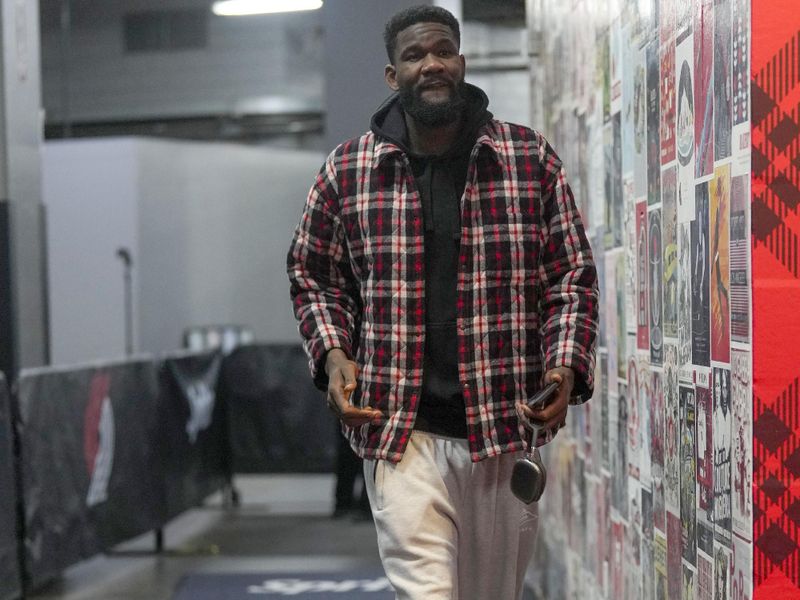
[370,84,492,438]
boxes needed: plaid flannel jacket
[287,119,598,463]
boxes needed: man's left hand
[516,367,575,431]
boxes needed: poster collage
[531,0,753,599]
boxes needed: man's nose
[420,54,445,73]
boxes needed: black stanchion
[221,344,337,473]
[0,374,22,600]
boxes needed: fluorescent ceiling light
[212,0,323,16]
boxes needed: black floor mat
[173,571,394,599]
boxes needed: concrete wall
[322,0,432,151]
[44,137,323,365]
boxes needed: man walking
[288,6,598,599]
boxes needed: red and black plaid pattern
[752,12,800,599]
[288,120,599,463]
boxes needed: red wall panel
[752,1,800,597]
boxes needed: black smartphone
[526,381,559,410]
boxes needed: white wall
[44,139,141,365]
[135,139,322,354]
[44,137,323,365]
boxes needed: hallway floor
[27,475,383,600]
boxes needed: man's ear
[385,63,399,91]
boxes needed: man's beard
[398,80,468,127]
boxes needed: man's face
[385,22,466,127]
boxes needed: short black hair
[383,5,461,64]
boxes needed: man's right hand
[325,349,383,427]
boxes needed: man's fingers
[326,358,379,426]
[530,392,569,421]
[516,402,567,431]
[338,405,383,427]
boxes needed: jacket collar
[371,122,500,169]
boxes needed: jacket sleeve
[537,138,599,405]
[287,154,360,391]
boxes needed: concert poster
[655,532,668,600]
[643,521,656,600]
[625,179,639,335]
[659,0,675,46]
[612,387,629,519]
[611,18,623,115]
[732,534,752,600]
[677,222,692,366]
[660,40,676,165]
[677,54,695,170]
[639,357,653,486]
[694,0,714,177]
[612,517,626,599]
[698,520,715,559]
[651,371,665,473]
[676,0,693,45]
[643,483,654,544]
[691,182,710,367]
[698,553,713,600]
[729,175,750,344]
[637,200,650,349]
[646,39,662,205]
[713,0,733,161]
[709,164,731,363]
[627,483,644,600]
[649,209,664,365]
[680,384,697,565]
[654,474,667,534]
[668,511,683,600]
[683,565,697,600]
[622,24,636,175]
[713,367,732,545]
[604,116,624,250]
[662,166,678,339]
[623,0,646,48]
[731,350,752,541]
[617,252,628,380]
[697,383,715,523]
[602,350,610,471]
[612,113,624,247]
[606,250,620,397]
[634,49,649,196]
[714,544,732,600]
[664,344,680,513]
[594,475,609,588]
[628,361,642,481]
[731,0,749,126]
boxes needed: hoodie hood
[369,82,493,157]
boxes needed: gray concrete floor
[27,475,382,600]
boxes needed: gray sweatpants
[363,431,539,600]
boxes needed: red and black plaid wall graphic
[751,35,800,278]
[752,4,800,598]
[753,381,800,596]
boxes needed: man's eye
[438,50,453,57]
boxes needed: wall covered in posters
[529,0,756,598]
